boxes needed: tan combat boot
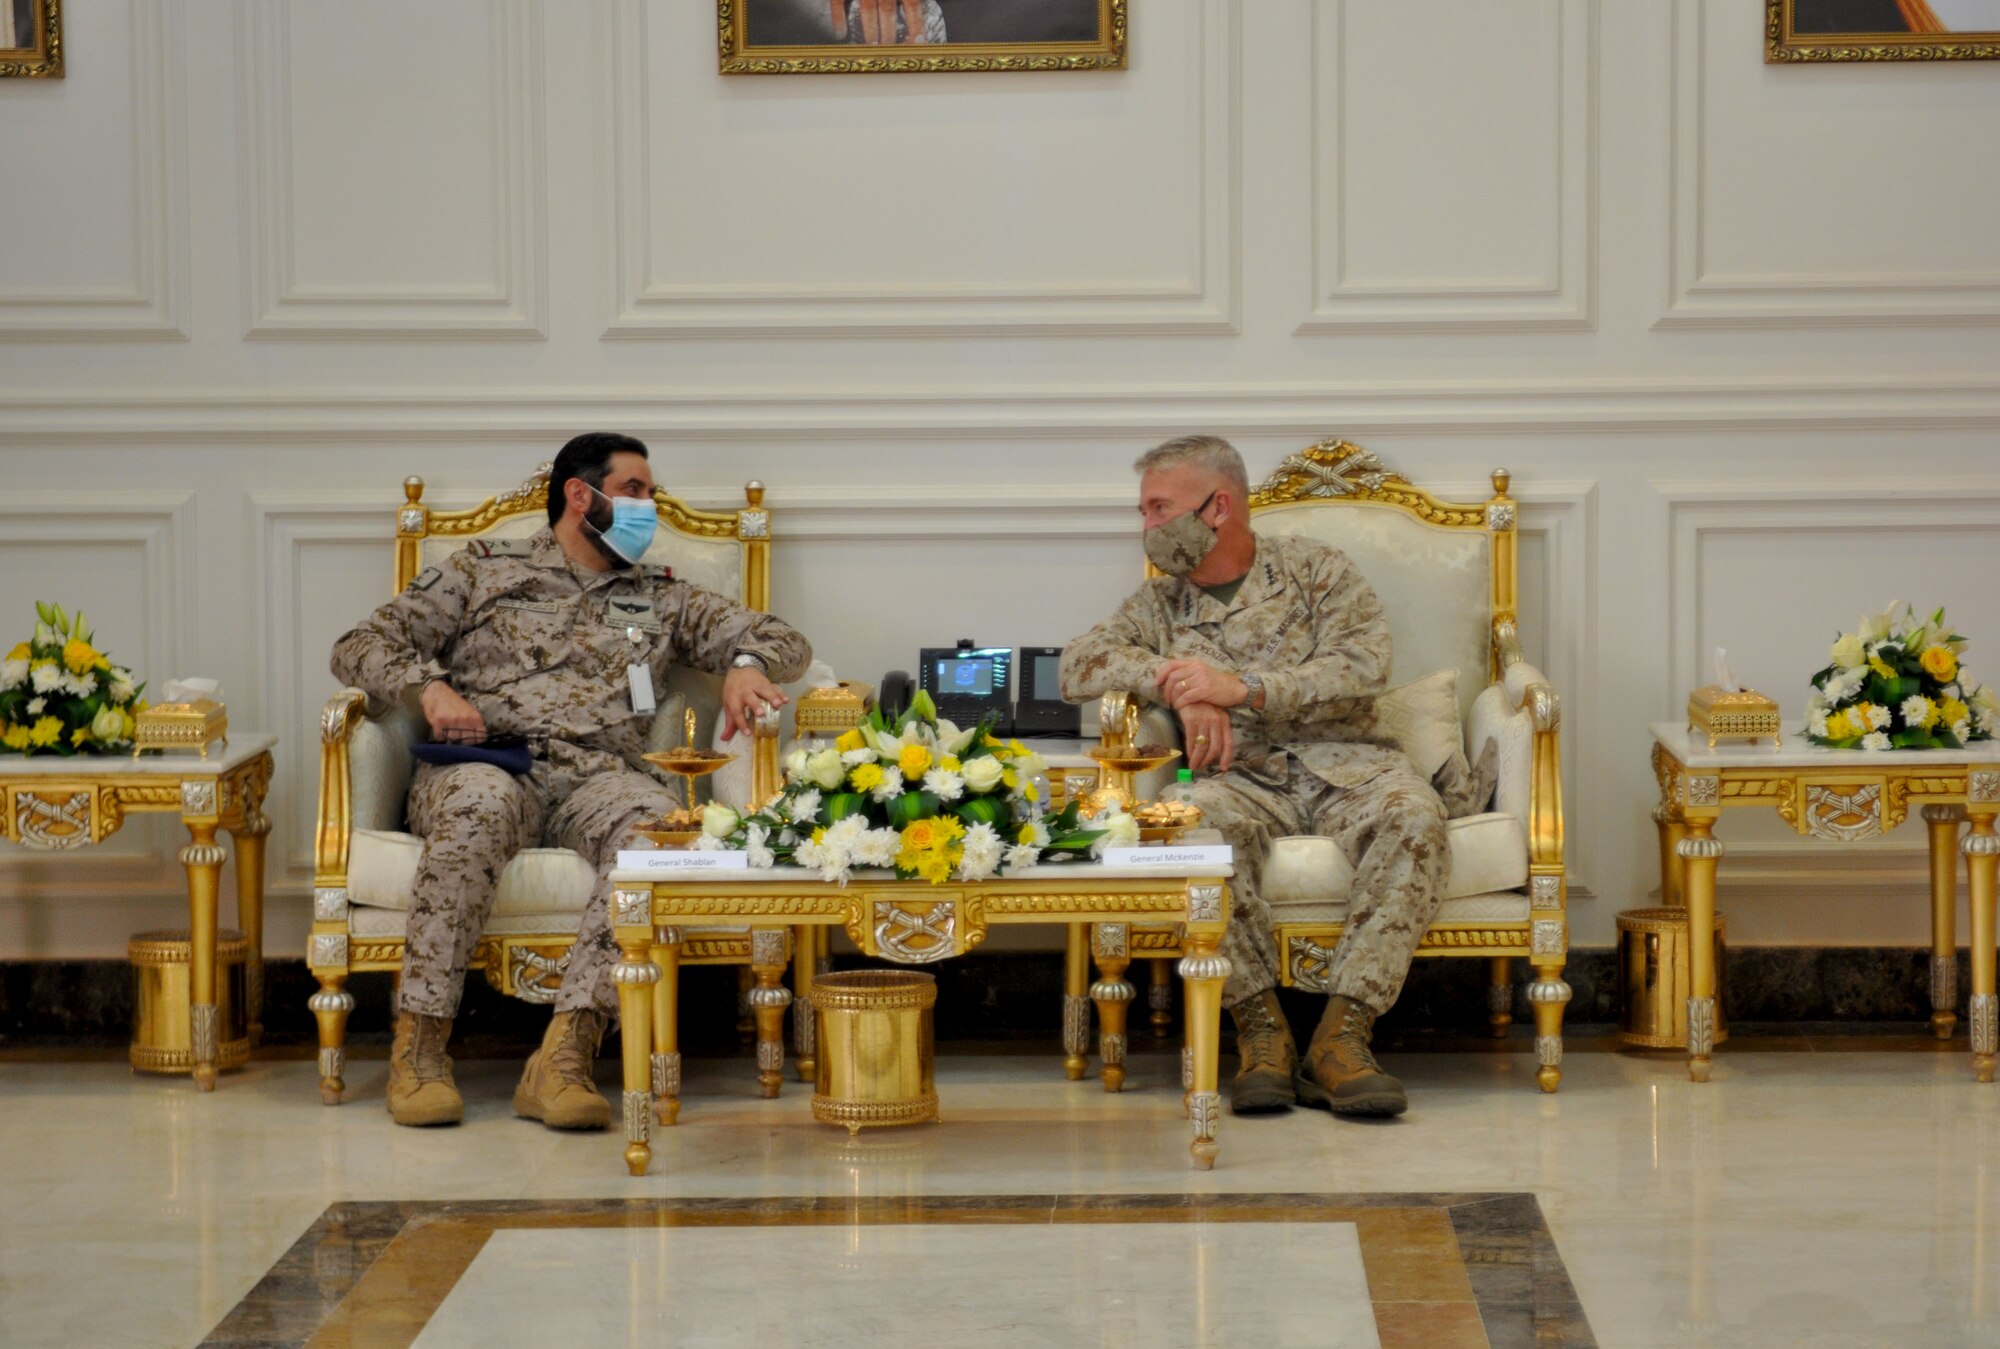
[512,1008,612,1130]
[1297,994,1408,1118]
[386,1011,463,1127]
[1228,990,1298,1115]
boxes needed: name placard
[615,849,749,873]
[1099,844,1233,868]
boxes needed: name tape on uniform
[1098,844,1233,868]
[615,849,750,873]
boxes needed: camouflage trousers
[1185,765,1447,1015]
[399,762,681,1019]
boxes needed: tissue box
[1687,685,1779,749]
[795,681,872,737]
[132,698,229,759]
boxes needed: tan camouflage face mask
[1143,491,1218,577]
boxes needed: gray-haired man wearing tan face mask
[1061,435,1456,1120]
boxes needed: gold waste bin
[1617,907,1728,1049]
[129,929,251,1075]
[810,970,938,1133]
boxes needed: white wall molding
[601,0,1239,337]
[0,491,198,895]
[5,377,2000,442]
[1299,0,1595,333]
[0,1,188,341]
[1660,0,2000,329]
[236,0,548,339]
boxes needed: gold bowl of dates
[1085,743,1182,773]
[640,748,737,776]
[633,807,704,849]
[1134,799,1202,843]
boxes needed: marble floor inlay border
[201,1191,1591,1348]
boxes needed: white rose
[1829,634,1867,670]
[91,705,127,744]
[1010,749,1047,781]
[701,802,740,838]
[960,756,1005,793]
[783,747,810,781]
[806,747,848,791]
[1092,812,1140,855]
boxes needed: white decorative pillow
[1368,669,1462,780]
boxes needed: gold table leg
[1680,818,1723,1083]
[1926,805,1966,1042]
[179,816,226,1092]
[613,919,660,1177]
[1966,808,1999,1084]
[649,930,682,1127]
[792,925,817,1083]
[1090,923,1135,1093]
[228,812,270,1048]
[1655,802,1689,909]
[1062,923,1089,1081]
[749,929,793,1099]
[1179,932,1228,1171]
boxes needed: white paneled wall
[1,0,1996,958]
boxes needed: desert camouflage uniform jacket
[1060,533,1402,791]
[330,527,811,796]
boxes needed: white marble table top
[0,733,276,776]
[1650,721,2000,772]
[613,830,1233,887]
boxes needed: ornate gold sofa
[1125,438,1571,1091]
[308,469,783,1106]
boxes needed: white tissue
[802,661,839,690]
[161,677,223,704]
[1712,648,1738,693]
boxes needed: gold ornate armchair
[1120,439,1571,1091]
[308,470,783,1105]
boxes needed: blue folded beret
[409,740,533,775]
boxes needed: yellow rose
[901,820,937,851]
[62,640,100,676]
[834,728,866,753]
[28,715,62,747]
[5,642,28,662]
[1,723,29,751]
[849,762,885,793]
[898,743,932,781]
[1920,646,1958,682]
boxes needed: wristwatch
[730,652,769,674]
[1239,672,1265,708]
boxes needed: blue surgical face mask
[587,485,657,565]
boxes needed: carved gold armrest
[314,688,369,881]
[1494,620,1560,733]
[1492,621,1565,871]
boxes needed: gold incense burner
[638,708,738,846]
[1688,685,1781,749]
[132,697,228,759]
[1083,693,1180,815]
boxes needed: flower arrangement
[0,602,146,756]
[1808,603,1996,751]
[697,691,1135,884]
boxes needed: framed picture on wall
[0,0,61,79]
[719,0,1126,74]
[1768,0,2000,61]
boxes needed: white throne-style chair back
[307,468,780,1107]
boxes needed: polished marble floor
[2,1046,1997,1347]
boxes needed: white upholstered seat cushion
[1262,810,1529,922]
[347,829,597,916]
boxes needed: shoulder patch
[466,538,534,559]
[409,566,443,592]
[640,564,675,582]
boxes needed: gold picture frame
[1768,0,2000,62]
[0,0,60,78]
[718,0,1125,75]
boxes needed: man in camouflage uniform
[331,432,811,1129]
[1062,435,1449,1119]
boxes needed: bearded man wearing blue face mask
[1062,435,1464,1123]
[331,432,811,1130]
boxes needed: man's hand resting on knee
[1178,702,1235,773]
[420,679,487,743]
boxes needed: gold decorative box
[794,681,872,737]
[1687,685,1780,748]
[132,697,229,758]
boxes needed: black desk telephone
[877,641,1080,739]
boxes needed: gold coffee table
[0,735,276,1089]
[606,858,1234,1177]
[1652,722,2000,1084]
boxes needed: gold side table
[0,734,276,1089]
[1652,722,2000,1084]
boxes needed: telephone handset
[878,669,915,720]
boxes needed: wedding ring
[1195,734,1208,744]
